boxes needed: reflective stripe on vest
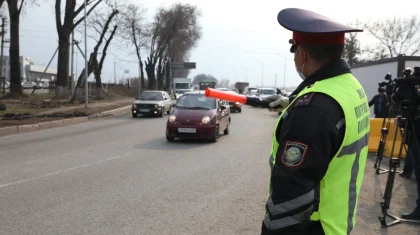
[266,73,370,234]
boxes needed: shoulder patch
[294,93,314,107]
[280,140,309,168]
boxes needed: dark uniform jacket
[368,95,388,118]
[261,59,349,235]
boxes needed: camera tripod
[378,117,420,227]
[374,117,403,175]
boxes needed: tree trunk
[56,35,71,98]
[145,58,156,90]
[165,59,172,91]
[70,58,97,102]
[156,58,164,90]
[7,1,22,96]
[94,70,102,100]
[140,60,145,88]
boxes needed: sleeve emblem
[280,141,309,167]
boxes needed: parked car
[243,86,257,95]
[226,91,242,112]
[175,89,193,100]
[256,88,277,108]
[132,90,172,118]
[166,91,231,142]
[216,88,230,91]
[246,90,259,107]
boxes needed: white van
[243,86,257,95]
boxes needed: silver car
[132,91,173,118]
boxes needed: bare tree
[344,20,363,66]
[94,24,117,99]
[5,0,31,96]
[192,74,218,85]
[145,3,202,90]
[119,3,148,89]
[361,45,389,61]
[55,0,102,98]
[218,79,229,88]
[71,0,120,102]
[366,15,420,57]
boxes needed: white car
[132,90,173,118]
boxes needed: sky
[4,0,419,88]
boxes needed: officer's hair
[300,44,344,64]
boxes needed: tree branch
[17,0,25,14]
[99,25,118,71]
[72,0,103,30]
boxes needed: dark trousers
[406,136,420,205]
[261,221,324,235]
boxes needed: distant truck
[173,78,192,91]
[173,78,193,100]
[234,82,249,94]
[199,82,216,90]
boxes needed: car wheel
[167,106,171,115]
[166,135,174,142]
[211,124,219,143]
[238,108,242,113]
[132,113,137,118]
[160,107,164,117]
[224,121,230,135]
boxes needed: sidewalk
[36,98,133,115]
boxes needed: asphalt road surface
[2,106,419,235]
[0,106,275,235]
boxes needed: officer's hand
[268,95,289,108]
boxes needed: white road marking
[0,152,132,189]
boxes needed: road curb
[0,105,132,137]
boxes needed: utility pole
[0,18,8,94]
[114,61,116,84]
[70,32,75,95]
[275,74,277,88]
[138,30,141,95]
[83,0,88,108]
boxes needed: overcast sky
[6,0,419,87]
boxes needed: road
[0,106,275,235]
[1,105,419,235]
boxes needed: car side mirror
[172,104,175,107]
[164,97,168,100]
[220,105,227,110]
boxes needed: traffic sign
[171,62,184,69]
[170,61,196,69]
[183,62,196,69]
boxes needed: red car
[166,91,231,142]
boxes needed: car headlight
[235,102,240,105]
[202,116,210,124]
[168,115,176,122]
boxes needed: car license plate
[139,109,150,112]
[178,128,196,133]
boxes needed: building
[351,55,420,117]
[1,56,57,82]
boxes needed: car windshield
[260,89,276,95]
[176,94,216,110]
[137,92,163,100]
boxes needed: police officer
[260,8,371,235]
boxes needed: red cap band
[292,32,345,44]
